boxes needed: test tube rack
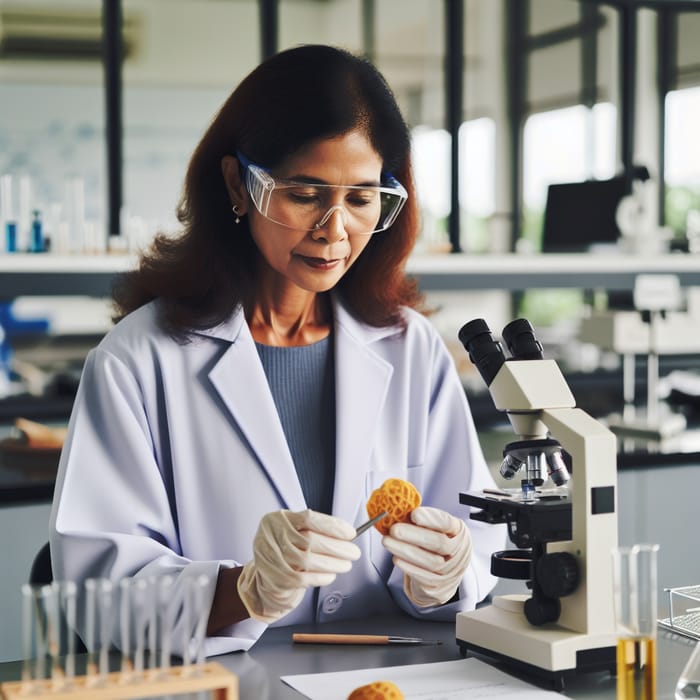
[1,575,238,700]
[0,661,238,700]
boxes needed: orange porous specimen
[366,478,421,536]
[347,680,405,700]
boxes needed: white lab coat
[50,296,505,656]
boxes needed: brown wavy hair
[112,44,423,337]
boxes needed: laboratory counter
[0,613,695,698]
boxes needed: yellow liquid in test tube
[617,637,656,700]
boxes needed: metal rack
[658,585,700,641]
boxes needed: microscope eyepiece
[502,318,544,360]
[458,319,506,386]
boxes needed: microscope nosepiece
[502,439,569,491]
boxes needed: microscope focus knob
[535,552,580,598]
[524,595,561,626]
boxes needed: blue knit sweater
[255,336,336,513]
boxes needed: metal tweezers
[353,511,387,539]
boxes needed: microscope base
[456,596,616,691]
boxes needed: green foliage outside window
[666,185,700,237]
[520,206,545,251]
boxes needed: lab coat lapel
[202,311,306,512]
[332,301,395,524]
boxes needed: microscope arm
[541,407,618,636]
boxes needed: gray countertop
[0,614,695,699]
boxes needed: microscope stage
[460,490,572,548]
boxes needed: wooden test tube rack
[0,661,238,700]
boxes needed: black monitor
[541,176,628,253]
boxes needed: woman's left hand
[382,506,472,607]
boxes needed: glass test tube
[21,584,36,690]
[98,579,114,678]
[158,575,175,674]
[61,581,77,680]
[33,585,49,682]
[18,175,31,253]
[130,579,149,676]
[148,577,158,670]
[182,579,193,670]
[44,584,64,687]
[120,578,132,677]
[180,575,210,674]
[0,175,16,253]
[44,582,77,690]
[192,575,210,668]
[178,575,210,677]
[613,544,660,700]
[85,579,98,677]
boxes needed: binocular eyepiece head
[458,318,543,387]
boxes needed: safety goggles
[237,152,407,235]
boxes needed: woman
[50,44,505,656]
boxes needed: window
[459,117,496,253]
[411,126,450,253]
[665,87,700,237]
[522,103,616,251]
[121,0,259,248]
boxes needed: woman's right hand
[237,509,361,623]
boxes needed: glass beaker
[676,640,700,699]
[612,544,660,700]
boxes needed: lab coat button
[322,591,344,614]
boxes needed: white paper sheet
[281,657,572,699]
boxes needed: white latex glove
[382,506,472,607]
[237,509,361,623]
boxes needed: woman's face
[244,131,382,295]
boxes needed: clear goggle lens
[243,162,407,235]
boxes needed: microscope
[456,319,618,690]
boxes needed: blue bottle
[31,210,44,252]
[5,221,17,252]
